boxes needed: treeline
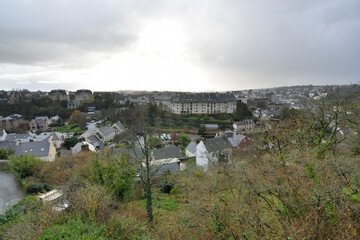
[0,97,71,120]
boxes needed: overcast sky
[0,0,359,92]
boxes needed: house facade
[152,93,174,111]
[112,121,126,134]
[233,119,256,132]
[14,141,56,162]
[70,89,93,108]
[29,116,49,132]
[94,125,116,142]
[0,114,24,131]
[196,137,233,169]
[49,89,68,102]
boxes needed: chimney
[81,143,89,151]
[16,140,21,145]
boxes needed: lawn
[137,192,180,212]
[50,124,83,133]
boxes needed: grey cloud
[0,0,164,65]
[0,0,359,89]
[179,0,360,87]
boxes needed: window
[41,148,45,151]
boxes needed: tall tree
[68,110,86,126]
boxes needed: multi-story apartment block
[74,89,93,107]
[170,93,237,114]
[49,89,68,102]
[152,93,174,111]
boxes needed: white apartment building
[170,93,237,114]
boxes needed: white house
[233,120,255,132]
[71,141,96,155]
[196,137,233,169]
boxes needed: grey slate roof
[152,93,174,101]
[227,134,246,148]
[14,141,51,157]
[51,132,62,141]
[113,121,125,131]
[98,125,116,136]
[0,141,17,151]
[35,116,49,123]
[186,141,197,154]
[5,134,31,142]
[153,146,185,160]
[113,147,145,160]
[204,137,232,152]
[114,146,185,161]
[157,162,180,175]
[201,124,219,130]
[172,93,236,103]
[87,135,105,149]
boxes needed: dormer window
[30,148,34,152]
[41,148,45,151]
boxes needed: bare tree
[124,105,168,223]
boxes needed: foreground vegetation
[1,94,360,239]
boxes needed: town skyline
[0,83,353,93]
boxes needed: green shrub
[63,136,78,150]
[0,196,41,225]
[178,133,191,147]
[157,170,175,194]
[9,155,41,179]
[90,154,135,201]
[23,177,53,194]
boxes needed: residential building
[14,141,56,162]
[201,124,219,131]
[233,120,255,132]
[94,125,117,142]
[0,114,24,132]
[4,133,31,142]
[112,121,126,134]
[170,93,237,114]
[49,89,68,102]
[196,137,233,169]
[152,93,174,111]
[71,140,96,155]
[69,89,93,108]
[117,146,186,175]
[152,146,186,174]
[186,141,197,157]
[29,116,49,132]
[216,131,251,149]
[49,116,62,125]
